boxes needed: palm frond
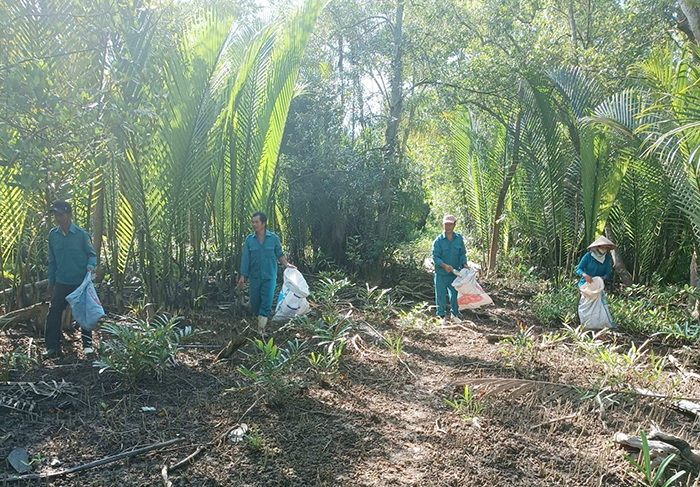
[548,67,601,119]
[450,377,700,407]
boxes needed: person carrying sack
[432,214,468,324]
[236,212,295,334]
[576,236,615,330]
[44,200,97,359]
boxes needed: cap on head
[587,235,616,250]
[442,214,457,224]
[52,200,71,215]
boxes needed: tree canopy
[1,0,699,310]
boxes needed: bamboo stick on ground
[0,437,185,483]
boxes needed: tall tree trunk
[374,0,404,279]
[604,226,632,287]
[567,0,577,52]
[338,35,344,109]
[679,0,700,42]
[384,0,404,158]
[691,248,699,319]
[92,175,105,282]
[488,106,522,273]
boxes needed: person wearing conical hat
[576,236,616,287]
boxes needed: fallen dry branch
[1,380,78,397]
[161,464,172,487]
[449,378,700,408]
[613,432,681,458]
[169,445,204,471]
[163,396,264,480]
[0,437,185,483]
[0,394,36,416]
[0,302,48,332]
[648,422,700,468]
[214,326,250,362]
[529,412,579,430]
[633,387,700,420]
[449,377,579,404]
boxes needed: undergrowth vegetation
[531,280,700,346]
[95,314,197,386]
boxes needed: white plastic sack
[273,268,311,322]
[66,272,105,331]
[451,268,493,310]
[578,276,614,330]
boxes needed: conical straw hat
[587,235,616,250]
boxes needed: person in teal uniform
[237,212,294,333]
[432,214,467,324]
[44,200,97,359]
[576,235,615,287]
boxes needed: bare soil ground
[2,277,700,486]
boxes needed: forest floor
[2,273,700,486]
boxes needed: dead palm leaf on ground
[449,377,700,409]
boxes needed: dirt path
[1,285,699,486]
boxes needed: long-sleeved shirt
[240,230,284,280]
[48,222,97,286]
[576,251,612,287]
[432,232,466,276]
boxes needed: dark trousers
[45,283,92,351]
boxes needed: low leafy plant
[308,342,343,380]
[357,283,397,323]
[563,324,609,354]
[624,430,685,487]
[531,285,577,325]
[281,314,316,334]
[539,329,568,348]
[445,385,487,420]
[313,313,353,354]
[94,314,195,386]
[499,321,537,368]
[1,348,38,380]
[382,332,403,361]
[312,272,353,314]
[608,284,692,336]
[245,427,265,452]
[655,320,700,344]
[396,303,440,334]
[237,338,306,405]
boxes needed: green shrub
[237,338,306,405]
[607,284,694,336]
[445,385,487,420]
[396,303,440,334]
[1,348,38,380]
[531,285,577,325]
[311,271,354,314]
[95,314,195,386]
[308,342,343,381]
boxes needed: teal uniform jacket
[576,252,612,287]
[240,230,284,316]
[48,222,97,286]
[432,232,466,317]
[432,232,466,274]
[240,230,284,280]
